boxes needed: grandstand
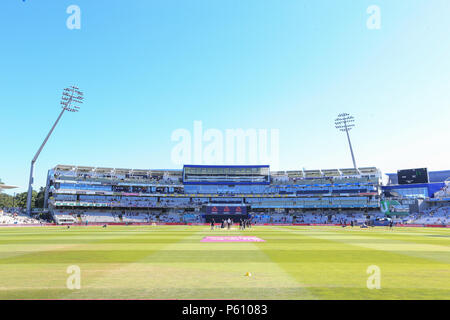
[381,169,450,221]
[0,208,40,225]
[45,164,383,224]
[0,182,39,225]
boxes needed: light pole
[26,86,84,216]
[335,113,358,171]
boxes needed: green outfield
[0,225,449,300]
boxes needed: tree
[34,187,46,209]
[0,178,13,208]
[13,191,37,209]
[0,193,14,208]
[0,183,45,209]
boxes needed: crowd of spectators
[0,208,41,225]
[399,206,450,225]
[434,183,450,199]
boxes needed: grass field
[0,225,449,300]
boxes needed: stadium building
[381,169,450,222]
[44,164,382,224]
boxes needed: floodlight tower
[26,86,84,216]
[335,113,358,171]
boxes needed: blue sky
[1,0,449,193]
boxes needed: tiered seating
[251,213,271,223]
[158,213,182,223]
[80,211,118,223]
[122,212,149,223]
[182,214,203,223]
[403,206,450,225]
[293,213,328,224]
[434,184,450,199]
[0,212,41,225]
[271,214,293,224]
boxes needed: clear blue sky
[1,0,449,193]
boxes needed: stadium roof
[52,165,380,178]
[429,170,450,182]
[339,168,359,175]
[321,169,341,177]
[53,165,184,175]
[0,184,18,191]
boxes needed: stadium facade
[381,170,450,215]
[45,164,383,224]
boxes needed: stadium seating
[0,210,41,225]
[50,164,450,225]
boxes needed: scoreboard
[397,168,429,185]
[205,205,247,215]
